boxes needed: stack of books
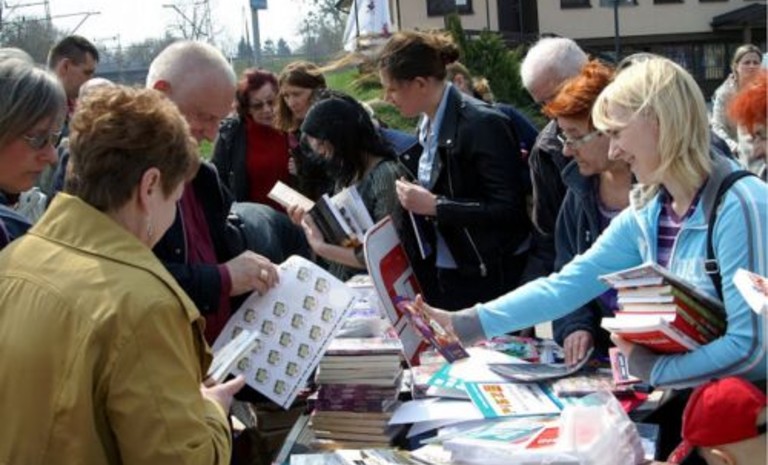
[599,263,726,353]
[310,337,405,449]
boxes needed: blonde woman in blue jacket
[418,55,767,389]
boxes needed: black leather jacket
[211,116,249,202]
[400,86,531,277]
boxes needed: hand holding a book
[200,374,246,415]
[611,333,638,360]
[225,251,280,296]
[563,330,594,366]
[411,294,456,339]
[396,178,437,216]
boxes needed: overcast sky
[10,0,307,52]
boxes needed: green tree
[262,38,275,56]
[444,13,528,107]
[296,0,347,62]
[276,38,291,57]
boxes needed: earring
[146,217,154,241]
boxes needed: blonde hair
[592,55,711,206]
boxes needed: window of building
[561,0,591,8]
[653,0,683,4]
[427,0,474,16]
[699,0,727,3]
[703,43,727,80]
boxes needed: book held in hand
[395,297,469,363]
[268,181,374,248]
[486,348,593,383]
[599,262,726,353]
[210,256,357,409]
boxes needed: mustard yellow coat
[0,194,231,465]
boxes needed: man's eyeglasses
[556,129,603,149]
[249,99,275,112]
[23,132,61,150]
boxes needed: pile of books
[600,263,726,353]
[310,336,405,449]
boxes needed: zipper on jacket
[445,150,487,277]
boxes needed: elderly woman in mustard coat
[0,86,245,464]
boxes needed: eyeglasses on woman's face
[556,129,603,149]
[22,131,61,150]
[249,99,275,112]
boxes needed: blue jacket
[454,157,767,388]
[551,161,617,354]
[0,193,31,251]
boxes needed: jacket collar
[436,85,465,149]
[561,160,595,196]
[30,193,203,324]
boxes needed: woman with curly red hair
[728,70,767,180]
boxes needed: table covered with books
[209,219,679,465]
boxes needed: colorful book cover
[464,382,562,419]
[609,347,641,386]
[395,297,469,363]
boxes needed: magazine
[210,256,357,408]
[486,348,593,383]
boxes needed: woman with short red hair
[728,70,767,180]
[542,60,634,365]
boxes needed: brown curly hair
[378,31,460,82]
[66,86,199,212]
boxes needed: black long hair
[300,90,394,187]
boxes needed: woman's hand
[225,251,280,296]
[301,214,329,256]
[611,333,637,360]
[412,294,456,337]
[563,330,594,366]
[200,375,246,414]
[286,204,306,226]
[396,178,437,216]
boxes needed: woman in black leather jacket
[378,31,531,310]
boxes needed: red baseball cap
[668,377,767,462]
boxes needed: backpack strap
[705,170,757,300]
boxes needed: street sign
[251,0,267,10]
[599,0,636,6]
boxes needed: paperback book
[599,262,726,353]
[395,297,469,363]
[268,181,374,248]
[210,256,357,408]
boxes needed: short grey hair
[0,50,66,148]
[146,40,236,89]
[520,37,588,91]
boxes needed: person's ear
[137,167,162,212]
[153,80,171,95]
[413,76,429,92]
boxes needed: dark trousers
[424,251,528,311]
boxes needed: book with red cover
[609,347,641,386]
[601,316,700,353]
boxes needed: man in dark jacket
[147,41,281,344]
[518,38,588,284]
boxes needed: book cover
[464,382,562,419]
[609,347,641,386]
[395,297,469,363]
[486,347,593,383]
[601,317,700,353]
[268,180,314,211]
[363,217,428,364]
[733,268,768,315]
[310,195,358,248]
[210,256,356,409]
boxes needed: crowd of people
[0,29,765,465]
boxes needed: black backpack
[703,170,758,301]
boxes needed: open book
[599,262,725,353]
[268,181,374,248]
[209,256,357,408]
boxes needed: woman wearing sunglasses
[0,48,66,250]
[416,55,767,390]
[212,68,291,208]
[542,60,633,365]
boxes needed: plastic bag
[557,391,645,465]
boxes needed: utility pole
[250,1,267,66]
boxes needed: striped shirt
[657,189,702,268]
